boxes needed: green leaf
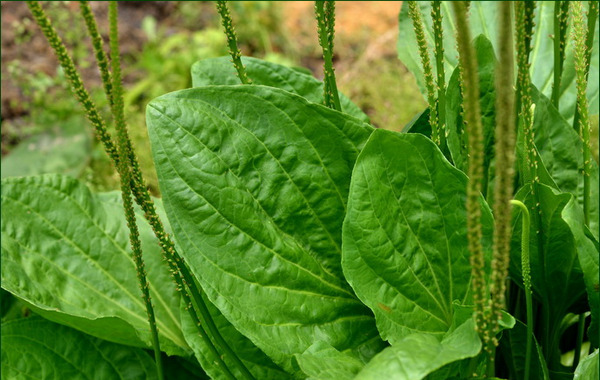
[498,319,550,380]
[354,311,481,380]
[397,1,599,121]
[530,87,599,240]
[342,129,493,342]
[295,341,366,380]
[191,56,370,123]
[146,85,382,374]
[1,120,91,179]
[562,198,600,348]
[180,294,291,380]
[1,316,158,380]
[510,184,586,361]
[445,35,497,177]
[574,349,599,380]
[1,175,187,355]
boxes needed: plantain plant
[2,1,598,379]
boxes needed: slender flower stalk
[552,1,570,109]
[515,1,536,134]
[572,5,593,369]
[432,1,446,146]
[510,200,533,380]
[216,1,251,84]
[573,0,592,229]
[315,1,341,111]
[25,1,119,163]
[489,1,516,359]
[108,4,163,379]
[408,1,441,147]
[79,1,112,106]
[452,1,490,368]
[27,3,255,379]
[573,1,598,132]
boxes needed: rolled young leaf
[1,174,187,356]
[1,316,158,380]
[146,85,383,375]
[342,129,494,343]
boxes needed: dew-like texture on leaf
[191,56,370,123]
[354,314,481,380]
[146,85,381,374]
[180,295,292,380]
[1,175,187,355]
[398,1,599,121]
[342,129,493,343]
[1,316,158,380]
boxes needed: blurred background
[0,1,426,194]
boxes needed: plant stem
[432,1,446,147]
[216,0,251,84]
[572,3,593,369]
[572,313,587,371]
[408,1,440,147]
[28,2,254,379]
[514,1,536,133]
[511,200,533,380]
[107,4,163,378]
[552,1,570,109]
[573,0,592,229]
[489,2,516,362]
[453,0,490,369]
[315,1,341,111]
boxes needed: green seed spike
[573,1,592,229]
[215,0,251,84]
[79,1,112,107]
[28,3,255,379]
[431,1,446,145]
[452,0,489,363]
[408,1,440,147]
[510,200,533,380]
[26,1,119,165]
[552,1,570,109]
[108,4,163,379]
[573,1,598,133]
[489,0,516,360]
[315,1,341,111]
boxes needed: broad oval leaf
[1,175,187,355]
[354,313,481,380]
[1,316,158,380]
[398,1,599,121]
[191,56,370,123]
[342,129,493,342]
[146,85,382,374]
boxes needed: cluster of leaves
[1,1,599,379]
